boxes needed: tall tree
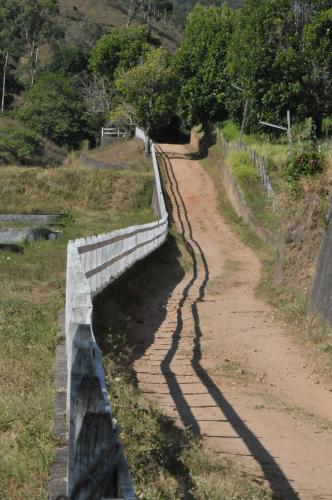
[226,0,331,132]
[115,47,178,136]
[174,4,233,129]
[18,0,60,85]
[0,1,23,112]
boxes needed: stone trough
[0,213,70,225]
[0,227,59,244]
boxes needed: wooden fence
[62,128,168,499]
[101,127,127,140]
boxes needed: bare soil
[131,144,332,500]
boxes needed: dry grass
[56,0,181,50]
[0,163,154,217]
[86,138,150,170]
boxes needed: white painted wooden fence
[101,127,127,139]
[64,128,168,499]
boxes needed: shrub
[322,117,332,139]
[17,73,100,150]
[282,144,326,183]
[0,127,43,164]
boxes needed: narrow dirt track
[133,144,332,499]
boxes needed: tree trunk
[31,46,39,86]
[1,51,9,114]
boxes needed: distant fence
[58,128,168,499]
[218,131,275,209]
[101,127,127,140]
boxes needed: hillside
[56,0,183,50]
[56,0,243,51]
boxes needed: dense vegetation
[1,0,330,167]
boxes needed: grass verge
[201,155,275,268]
[226,149,278,232]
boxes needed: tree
[89,26,160,82]
[46,44,89,77]
[302,7,332,132]
[0,127,43,164]
[174,4,233,129]
[226,0,331,132]
[115,47,178,136]
[18,0,61,85]
[0,1,23,112]
[17,73,99,149]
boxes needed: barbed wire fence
[217,129,276,211]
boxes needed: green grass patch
[220,149,278,232]
[218,120,241,142]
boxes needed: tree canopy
[226,0,332,132]
[17,73,99,149]
[89,26,160,82]
[174,4,233,128]
[115,47,178,134]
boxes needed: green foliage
[219,120,241,141]
[90,26,159,81]
[0,127,43,164]
[322,117,332,138]
[0,0,61,88]
[174,4,233,128]
[17,73,100,149]
[282,144,326,183]
[226,0,332,133]
[115,47,178,133]
[46,44,89,77]
[228,150,259,183]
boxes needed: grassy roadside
[0,144,155,499]
[201,154,275,272]
[217,145,278,232]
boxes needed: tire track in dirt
[133,143,332,499]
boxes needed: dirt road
[133,144,332,499]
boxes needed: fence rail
[101,127,127,139]
[64,128,168,499]
[218,131,275,209]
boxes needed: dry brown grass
[56,0,181,50]
[0,162,154,215]
[86,138,150,169]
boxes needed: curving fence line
[63,128,168,499]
